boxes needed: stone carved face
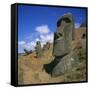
[35,41,42,58]
[53,13,74,56]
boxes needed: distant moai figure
[35,41,43,58]
[53,13,74,56]
[43,42,50,51]
[46,42,51,49]
[44,13,78,77]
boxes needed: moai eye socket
[57,17,71,27]
[63,18,71,23]
[58,33,63,37]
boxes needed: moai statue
[35,41,43,58]
[43,44,46,51]
[53,13,74,56]
[43,42,50,51]
[46,42,50,50]
[44,13,77,76]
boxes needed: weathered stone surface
[44,54,67,74]
[35,41,43,58]
[44,13,79,77]
[51,51,79,77]
[81,39,86,50]
[53,13,74,56]
[43,42,50,51]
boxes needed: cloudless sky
[18,4,87,53]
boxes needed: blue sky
[18,5,87,53]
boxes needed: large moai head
[53,13,74,56]
[35,41,43,58]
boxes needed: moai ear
[63,17,71,23]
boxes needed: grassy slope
[18,27,87,85]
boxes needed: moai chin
[53,13,74,56]
[35,41,43,58]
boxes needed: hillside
[18,27,87,85]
